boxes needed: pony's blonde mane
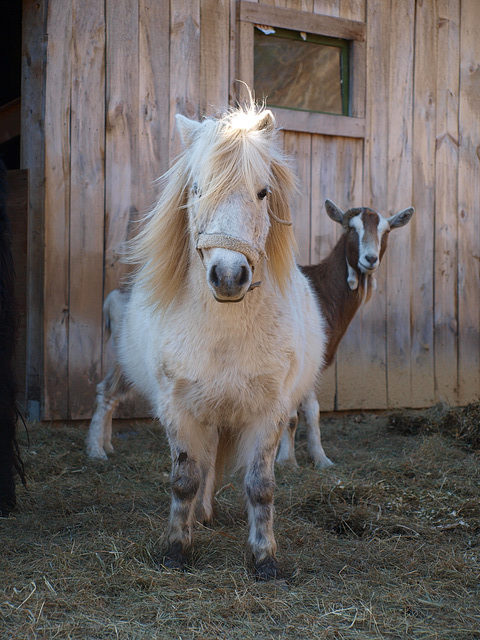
[129,104,297,307]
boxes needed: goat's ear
[325,199,344,224]
[176,113,201,148]
[388,207,414,229]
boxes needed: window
[254,27,349,116]
[236,1,366,138]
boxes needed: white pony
[86,104,326,580]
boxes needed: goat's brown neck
[301,234,369,370]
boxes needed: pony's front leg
[276,411,299,467]
[244,423,284,580]
[162,428,207,570]
[303,392,333,468]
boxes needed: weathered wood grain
[169,0,200,158]
[284,131,312,265]
[200,0,230,115]
[385,0,415,408]
[104,0,139,301]
[457,0,480,404]
[271,108,365,138]
[410,0,436,407]
[43,1,73,419]
[238,1,366,40]
[310,137,337,412]
[21,0,47,420]
[139,0,170,189]
[356,0,391,410]
[68,0,105,419]
[434,0,460,405]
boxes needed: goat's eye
[257,188,268,200]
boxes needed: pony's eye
[192,183,200,196]
[257,188,268,200]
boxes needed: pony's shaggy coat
[87,105,326,579]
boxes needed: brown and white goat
[276,199,414,468]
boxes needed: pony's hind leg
[196,430,229,526]
[86,366,127,460]
[276,410,299,467]
[244,423,284,580]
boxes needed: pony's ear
[175,113,201,148]
[255,110,275,135]
[388,206,414,229]
[325,199,344,225]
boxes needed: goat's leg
[276,411,299,466]
[245,423,284,580]
[303,391,333,468]
[86,366,127,460]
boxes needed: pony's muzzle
[206,250,253,302]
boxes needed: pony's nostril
[237,265,249,288]
[210,264,220,288]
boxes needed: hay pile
[390,401,480,449]
[1,410,479,639]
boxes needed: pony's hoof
[276,456,299,469]
[160,543,187,572]
[254,556,283,581]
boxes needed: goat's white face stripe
[349,212,389,274]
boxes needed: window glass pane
[254,29,347,115]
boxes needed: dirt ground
[1,407,479,639]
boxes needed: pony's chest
[159,323,293,421]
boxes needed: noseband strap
[196,232,265,266]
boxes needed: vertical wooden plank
[385,0,415,408]
[68,0,105,419]
[332,0,365,411]
[200,0,230,115]
[104,0,139,308]
[21,0,47,419]
[410,0,436,407]
[330,138,365,410]
[6,170,28,404]
[340,0,364,20]
[310,0,339,413]
[341,0,366,119]
[169,0,201,159]
[43,0,73,419]
[313,0,340,14]
[139,0,170,192]
[236,20,254,103]
[311,136,363,411]
[310,136,340,266]
[357,0,390,409]
[284,132,311,265]
[457,0,480,404]
[311,136,338,412]
[434,0,460,404]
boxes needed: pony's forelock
[128,104,297,306]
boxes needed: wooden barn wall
[21,0,480,420]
